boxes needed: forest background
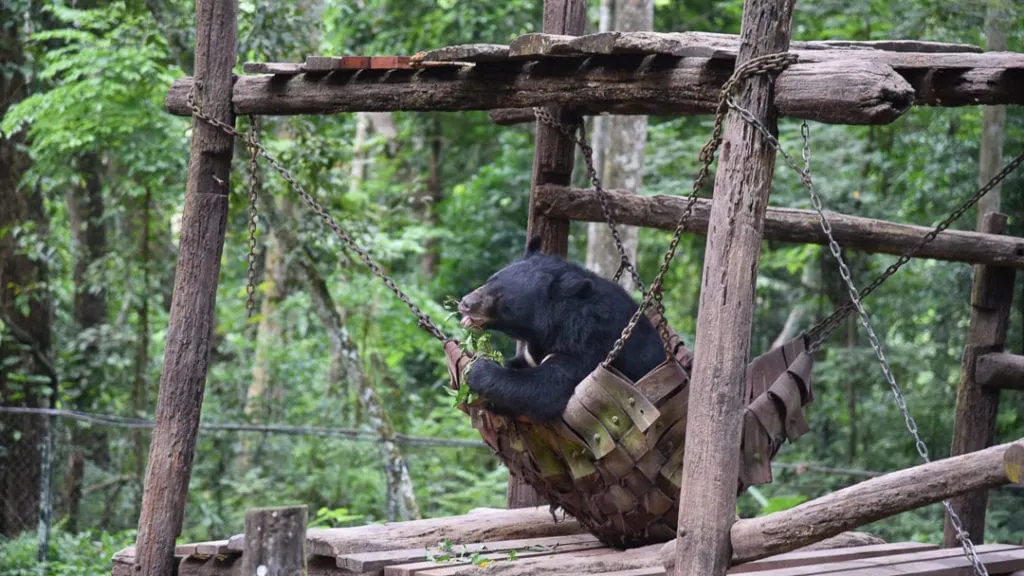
[1,0,1023,573]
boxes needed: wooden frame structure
[130,0,1024,575]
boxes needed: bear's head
[458,236,594,343]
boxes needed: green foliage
[0,529,135,576]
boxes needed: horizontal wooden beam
[166,56,914,125]
[729,439,1023,563]
[535,186,1024,269]
[975,352,1024,390]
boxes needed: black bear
[457,236,666,423]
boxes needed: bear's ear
[556,275,593,299]
[525,235,543,257]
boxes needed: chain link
[727,100,991,576]
[245,116,260,319]
[600,52,799,368]
[186,86,452,344]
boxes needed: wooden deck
[111,506,1024,576]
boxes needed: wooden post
[241,506,308,576]
[943,212,1015,546]
[133,0,237,574]
[507,0,587,509]
[672,0,795,574]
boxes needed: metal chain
[806,148,1024,350]
[531,108,647,293]
[728,100,990,576]
[601,52,799,368]
[245,116,260,318]
[185,86,451,344]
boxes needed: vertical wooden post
[241,506,308,576]
[134,0,237,574]
[672,0,795,574]
[508,0,588,509]
[943,212,1014,546]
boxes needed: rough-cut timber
[165,57,918,126]
[509,0,587,508]
[415,43,511,62]
[534,186,1024,269]
[507,31,984,58]
[730,439,1024,563]
[134,1,236,575]
[944,212,1015,546]
[975,352,1024,390]
[673,0,796,574]
[224,506,586,557]
[241,506,307,576]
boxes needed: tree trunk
[975,0,1008,225]
[420,116,443,278]
[260,190,421,522]
[64,151,109,533]
[0,7,54,536]
[585,0,652,292]
[247,231,287,421]
[132,189,152,515]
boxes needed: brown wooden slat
[402,547,623,576]
[242,62,305,75]
[728,543,938,573]
[305,56,372,71]
[743,544,1020,576]
[824,548,1024,575]
[382,540,608,576]
[341,533,600,572]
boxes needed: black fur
[458,236,665,422]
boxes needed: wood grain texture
[672,0,796,574]
[730,439,1023,563]
[944,212,1015,546]
[166,57,920,125]
[533,186,1024,269]
[134,1,236,575]
[246,506,587,559]
[240,506,307,576]
[975,352,1024,390]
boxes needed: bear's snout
[459,285,497,329]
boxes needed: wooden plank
[370,56,414,70]
[341,533,601,572]
[267,506,587,558]
[415,44,510,62]
[305,56,372,71]
[242,62,305,75]
[533,186,1024,269]
[672,0,797,574]
[174,540,234,557]
[507,31,983,58]
[241,506,307,576]
[747,544,1024,576]
[729,440,1024,563]
[944,212,1014,546]
[133,1,236,575]
[382,539,607,576]
[975,352,1024,390]
[164,58,913,126]
[407,545,658,576]
[728,543,939,574]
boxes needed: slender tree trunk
[259,195,421,520]
[247,231,287,420]
[63,152,109,533]
[0,8,53,533]
[585,0,652,292]
[420,116,443,278]
[975,0,1008,224]
[132,189,152,513]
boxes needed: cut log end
[1007,442,1024,484]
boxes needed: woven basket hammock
[444,310,815,549]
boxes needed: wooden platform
[111,507,1024,576]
